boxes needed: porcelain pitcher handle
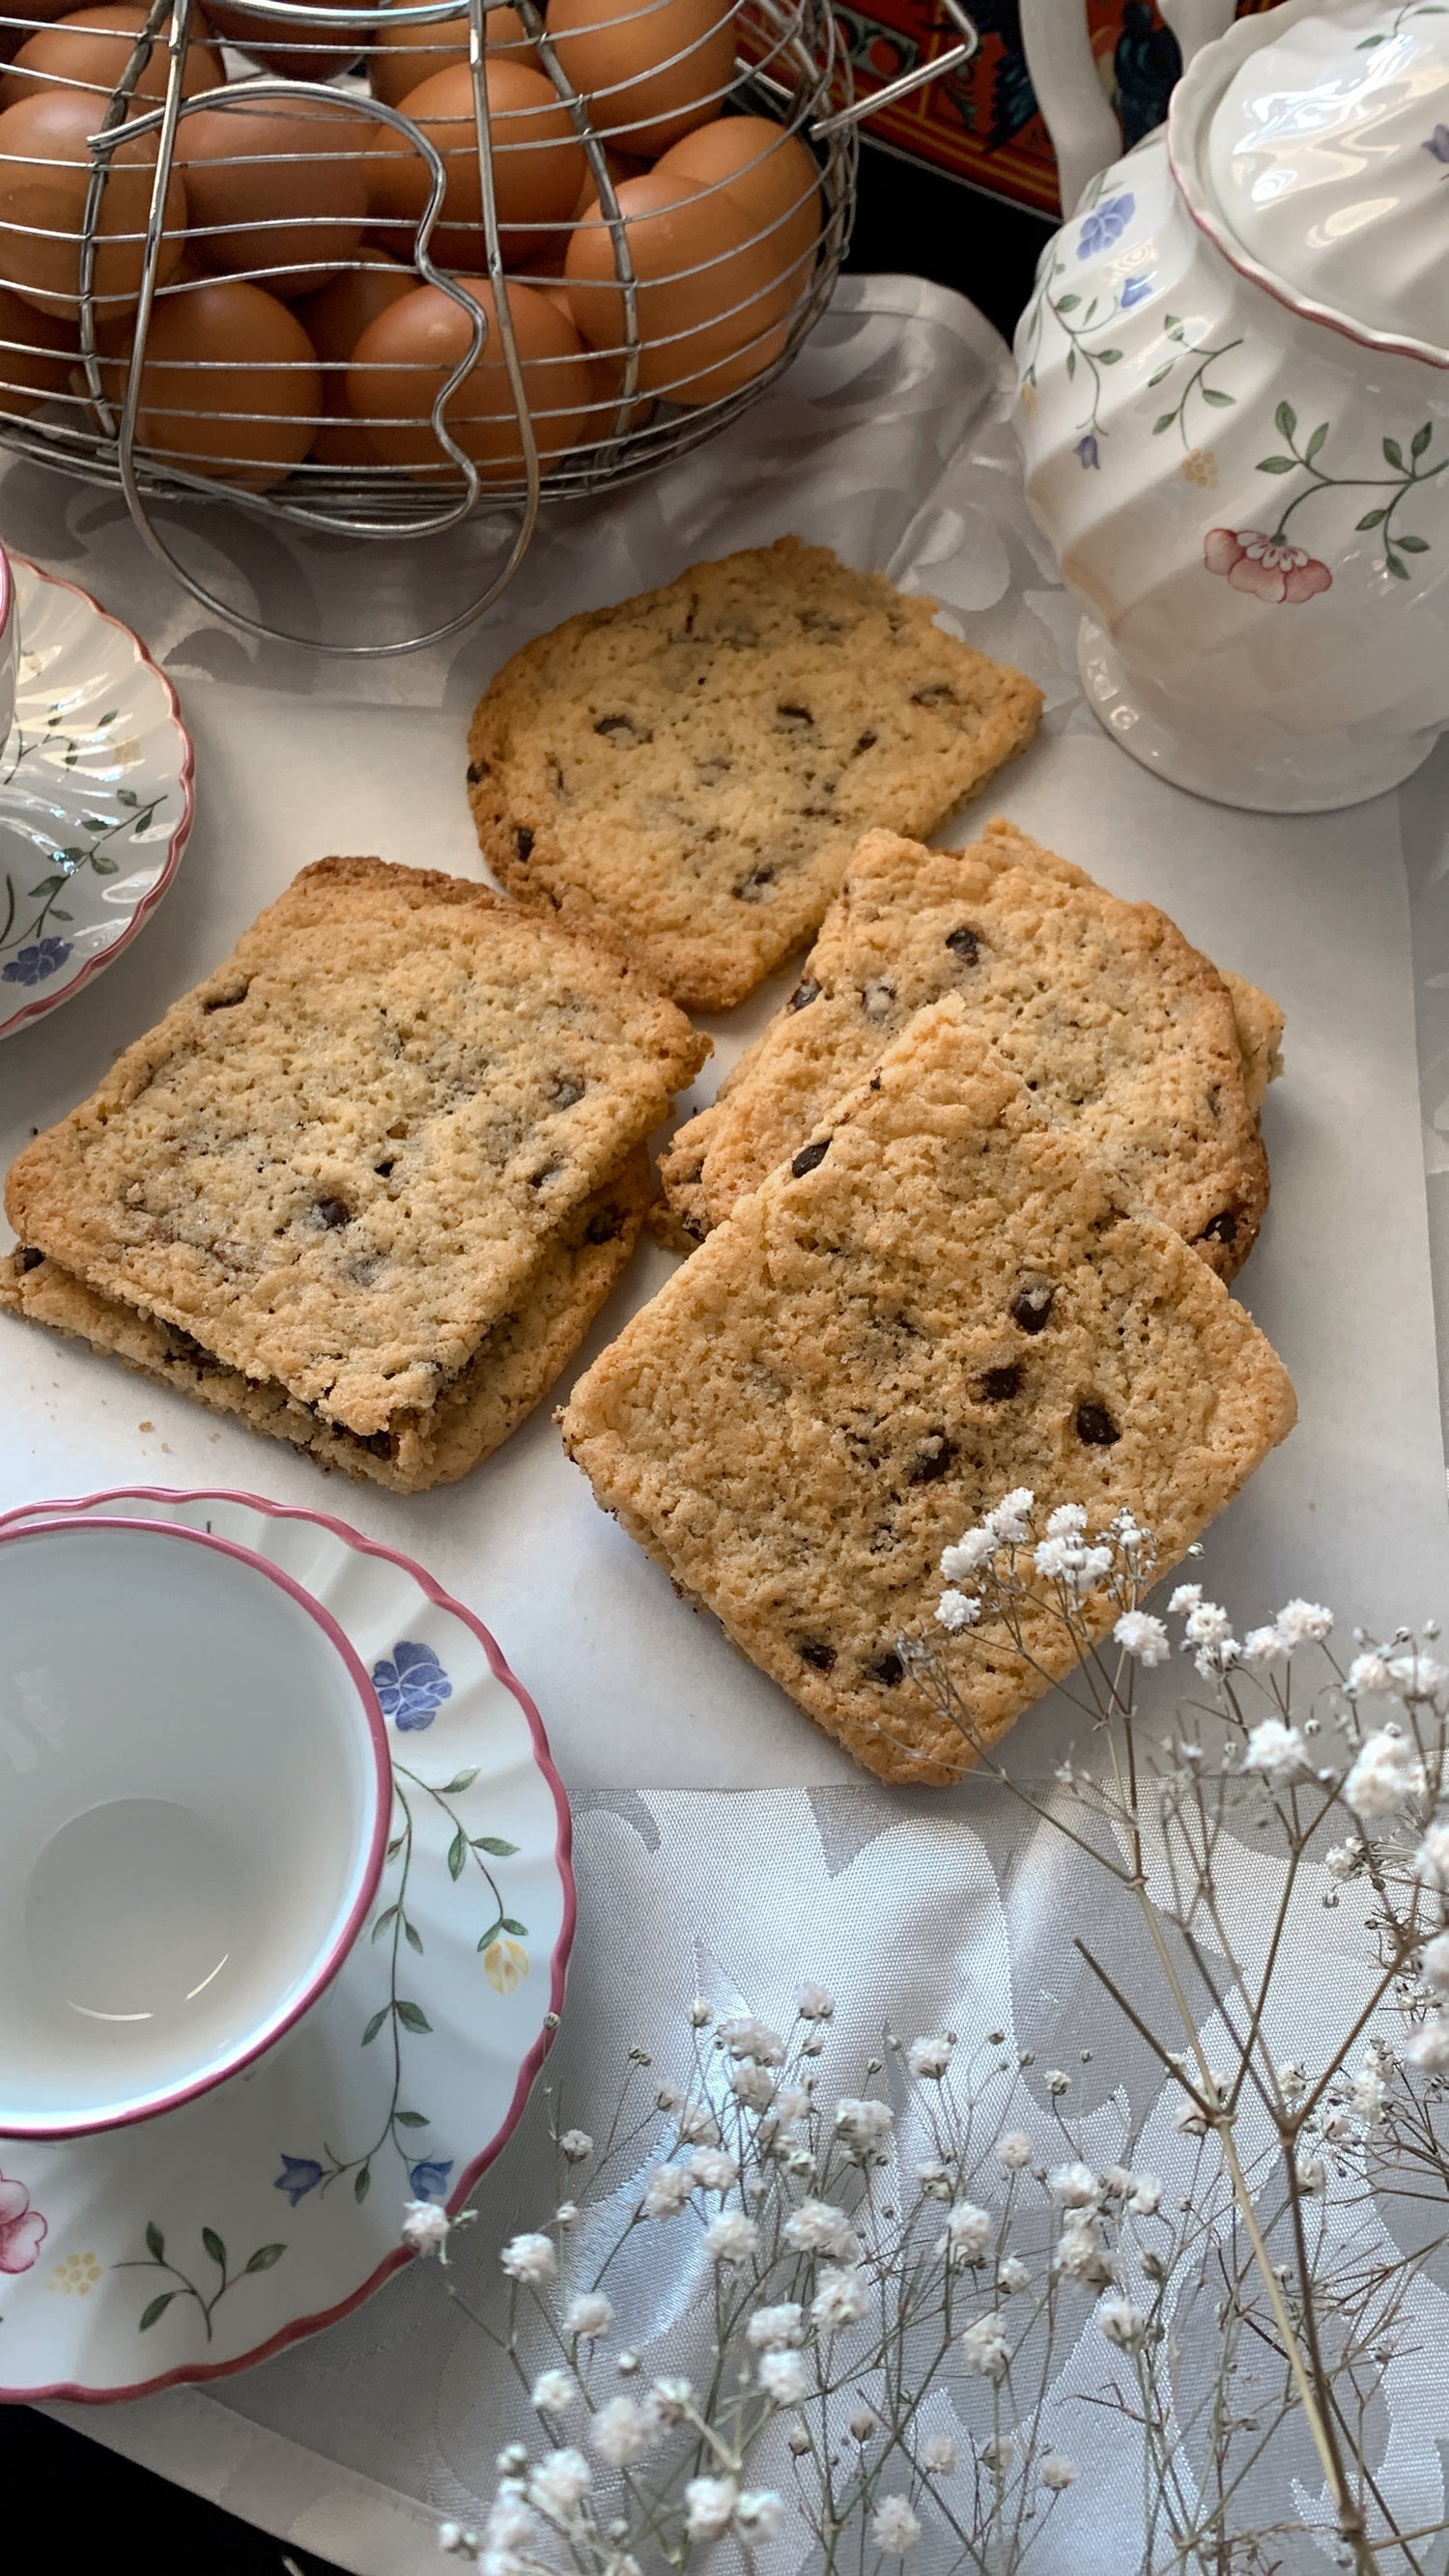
[1019,0,1236,213]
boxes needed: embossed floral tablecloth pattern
[1,274,1448,2564]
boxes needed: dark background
[2,148,1050,2576]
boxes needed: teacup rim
[0,1511,392,2142]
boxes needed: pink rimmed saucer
[0,1485,574,2403]
[0,561,194,1041]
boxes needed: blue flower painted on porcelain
[1426,123,1449,165]
[1120,272,1153,309]
[1074,435,1100,470]
[1077,192,1135,258]
[409,2158,454,2199]
[372,1640,453,1732]
[2,937,72,986]
[275,2154,324,2206]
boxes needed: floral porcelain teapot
[1013,0,1449,811]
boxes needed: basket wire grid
[0,0,978,647]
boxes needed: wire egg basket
[0,0,978,648]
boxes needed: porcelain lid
[1202,0,1448,357]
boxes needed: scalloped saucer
[0,1486,574,2403]
[0,561,194,1041]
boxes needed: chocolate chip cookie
[660,819,1274,1281]
[561,998,1296,1783]
[467,538,1042,1011]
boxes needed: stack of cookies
[1,859,707,1492]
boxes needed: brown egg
[547,0,737,154]
[563,168,793,404]
[0,278,74,413]
[295,249,413,464]
[656,115,820,278]
[0,0,87,66]
[367,1,532,110]
[347,273,591,477]
[0,86,187,319]
[368,58,585,269]
[91,275,321,489]
[569,144,644,221]
[0,5,225,114]
[176,97,370,299]
[202,4,369,83]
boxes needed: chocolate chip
[202,980,249,1012]
[314,1197,352,1230]
[584,1208,621,1244]
[551,1076,584,1109]
[374,1158,395,1177]
[1200,1210,1238,1245]
[979,1364,1023,1401]
[360,1430,393,1459]
[515,826,533,863]
[164,1325,207,1365]
[18,1246,43,1272]
[788,978,821,1012]
[734,867,775,904]
[946,925,980,963]
[777,701,814,725]
[912,683,959,710]
[867,1650,904,1687]
[466,758,487,784]
[798,1637,836,1671]
[1010,1282,1055,1334]
[791,1137,831,1177]
[1075,1400,1121,1447]
[852,730,877,755]
[907,1434,954,1485]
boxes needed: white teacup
[0,1515,391,2139]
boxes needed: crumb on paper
[138,1420,153,1431]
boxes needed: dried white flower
[1388,1651,1449,1701]
[1344,1730,1426,1817]
[1127,2175,1163,2217]
[403,2200,454,2259]
[1423,1933,1449,1992]
[722,2016,786,2066]
[500,2231,556,2286]
[684,2477,737,2541]
[936,1589,980,1633]
[643,2377,693,2428]
[641,2164,695,2221]
[437,2522,475,2557]
[563,2291,613,2339]
[590,2398,654,2469]
[783,2200,861,2259]
[689,2146,739,2192]
[531,2369,574,2417]
[1276,1598,1334,1645]
[689,1996,713,2028]
[941,1529,998,1580]
[835,2097,894,2153]
[1183,1599,1233,1648]
[1408,2014,1449,2074]
[1098,2300,1148,2350]
[1325,1841,1364,1881]
[731,2062,778,2112]
[654,2081,683,2113]
[1048,2161,1099,2209]
[1045,1504,1087,1537]
[485,2498,536,2554]
[554,2202,580,2230]
[848,2405,878,2442]
[1241,1625,1288,1666]
[796,1981,835,2021]
[1415,1822,1449,1886]
[960,2313,1010,2378]
[675,2101,721,2147]
[1114,1610,1170,1666]
[998,2132,1037,2169]
[757,2347,811,2406]
[1351,2066,1386,2125]
[942,2201,994,2261]
[1040,2454,1078,2492]
[1045,2069,1071,2096]
[811,2266,867,2329]
[986,1488,1035,1542]
[871,2498,922,2555]
[999,2255,1031,2293]
[1296,2156,1326,2193]
[747,2302,804,2350]
[773,2085,812,2126]
[1055,2214,1113,2285]
[920,2433,957,2475]
[1243,1719,1309,1783]
[558,2129,592,2164]
[705,2211,760,2264]
[1034,1535,1079,1583]
[908,2034,953,2080]
[1168,1583,1202,1615]
[527,2449,591,2522]
[735,2492,785,2545]
[1348,1652,1394,1696]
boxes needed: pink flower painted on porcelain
[1204,527,1333,605]
[0,2171,46,2274]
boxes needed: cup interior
[0,1515,388,2137]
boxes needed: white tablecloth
[3,273,1447,2565]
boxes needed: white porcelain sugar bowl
[1013,0,1449,811]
